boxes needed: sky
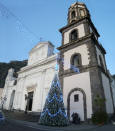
[0,0,115,75]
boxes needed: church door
[27,92,33,111]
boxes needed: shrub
[92,111,108,124]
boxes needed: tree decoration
[39,74,69,126]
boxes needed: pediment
[29,41,54,54]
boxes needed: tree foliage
[0,60,27,88]
[39,74,69,126]
[92,94,108,124]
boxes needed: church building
[1,2,115,121]
[2,42,57,112]
[58,2,114,121]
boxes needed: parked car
[0,110,5,123]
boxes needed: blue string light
[51,78,61,90]
[57,53,80,73]
[41,108,67,118]
[70,65,80,73]
[46,93,63,103]
[40,74,68,119]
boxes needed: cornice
[57,33,106,55]
[61,65,110,79]
[59,17,100,37]
[59,17,88,33]
[29,41,54,55]
[57,33,92,50]
[18,54,57,74]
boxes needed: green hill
[0,60,27,88]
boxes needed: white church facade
[2,41,57,112]
[1,2,115,121]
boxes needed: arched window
[80,9,85,17]
[99,55,104,68]
[71,11,76,19]
[71,20,76,23]
[70,30,78,42]
[71,53,81,68]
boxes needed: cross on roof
[40,37,43,42]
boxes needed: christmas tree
[39,73,69,126]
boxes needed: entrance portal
[27,92,33,111]
[67,88,87,121]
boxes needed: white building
[58,2,114,121]
[2,41,57,112]
[2,2,114,121]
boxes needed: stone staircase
[3,110,40,122]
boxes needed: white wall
[64,44,90,70]
[64,24,85,45]
[28,45,48,65]
[2,48,56,112]
[28,42,54,66]
[2,84,16,110]
[2,69,16,110]
[70,91,84,121]
[14,55,57,112]
[13,78,25,110]
[63,72,92,120]
[101,73,114,114]
[3,87,11,110]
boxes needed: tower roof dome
[70,2,85,7]
[68,2,90,24]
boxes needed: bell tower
[68,2,90,24]
[58,2,114,121]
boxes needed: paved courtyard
[0,121,41,131]
[0,119,115,131]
